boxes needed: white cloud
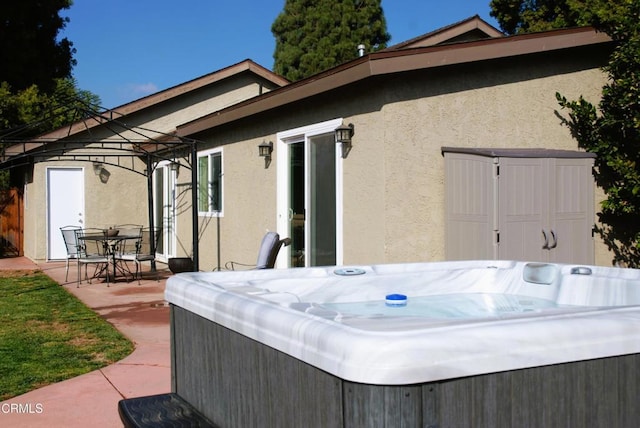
[127,82,159,96]
[115,82,159,105]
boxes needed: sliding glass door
[152,163,177,261]
[278,119,342,267]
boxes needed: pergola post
[190,142,199,271]
[146,154,157,271]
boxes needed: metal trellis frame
[0,103,202,270]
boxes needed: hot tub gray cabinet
[166,261,640,427]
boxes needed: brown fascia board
[386,15,504,50]
[37,59,289,141]
[177,59,374,136]
[177,27,612,138]
[368,26,611,75]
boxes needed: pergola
[0,103,202,270]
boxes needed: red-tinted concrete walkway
[0,257,172,427]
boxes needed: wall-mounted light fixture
[258,141,273,168]
[335,123,354,158]
[92,160,103,175]
[169,161,180,176]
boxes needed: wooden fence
[0,188,23,257]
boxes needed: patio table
[78,233,140,281]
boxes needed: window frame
[197,147,224,217]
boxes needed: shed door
[497,158,548,262]
[497,157,594,264]
[47,167,85,260]
[548,158,595,264]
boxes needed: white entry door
[47,167,85,260]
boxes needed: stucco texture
[188,50,612,268]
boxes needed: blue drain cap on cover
[385,294,408,306]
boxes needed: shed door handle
[549,230,558,249]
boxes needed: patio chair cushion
[255,232,280,269]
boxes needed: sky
[61,1,501,109]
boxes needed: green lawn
[0,270,134,400]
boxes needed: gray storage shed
[443,147,596,264]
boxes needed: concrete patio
[0,256,172,427]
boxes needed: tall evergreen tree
[272,0,391,82]
[0,1,101,190]
[0,1,76,93]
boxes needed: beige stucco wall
[378,65,607,264]
[21,72,280,263]
[342,56,611,266]
[185,49,613,269]
[24,160,148,261]
[174,132,280,270]
[111,77,275,142]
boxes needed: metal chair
[60,225,82,282]
[224,231,291,270]
[119,226,161,284]
[112,224,143,280]
[75,228,111,287]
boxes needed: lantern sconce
[92,159,103,175]
[258,140,273,168]
[169,161,180,176]
[335,123,354,158]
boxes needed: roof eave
[177,27,612,137]
[37,59,289,141]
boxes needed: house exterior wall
[379,58,607,264]
[186,49,612,269]
[179,127,281,270]
[24,160,147,261]
[22,72,282,263]
[103,76,276,142]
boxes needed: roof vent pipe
[357,44,366,57]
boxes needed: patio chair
[112,224,142,257]
[111,224,143,281]
[224,231,291,270]
[119,226,161,284]
[114,224,143,245]
[60,225,82,282]
[75,228,111,287]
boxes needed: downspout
[190,142,199,271]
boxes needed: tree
[0,2,102,190]
[0,79,101,137]
[488,0,630,35]
[556,1,640,266]
[0,1,76,94]
[490,0,640,266]
[272,0,391,81]
[489,0,585,34]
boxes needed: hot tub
[166,260,640,427]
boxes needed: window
[197,148,223,215]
